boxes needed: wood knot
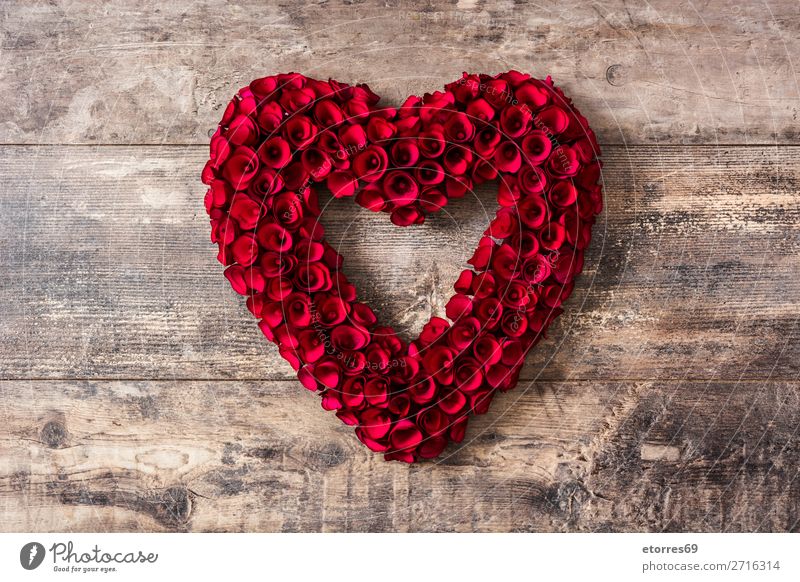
[605,64,627,86]
[307,442,347,469]
[152,487,192,527]
[41,420,69,448]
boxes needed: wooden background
[1,0,799,532]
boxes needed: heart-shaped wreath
[201,71,603,462]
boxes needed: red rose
[553,249,583,284]
[444,112,475,143]
[260,251,295,277]
[391,140,420,168]
[418,407,449,436]
[518,165,547,195]
[449,416,468,443]
[283,116,317,150]
[364,377,390,407]
[409,377,437,405]
[314,100,345,128]
[206,179,232,209]
[383,170,419,206]
[209,132,231,170]
[222,146,260,190]
[341,376,365,409]
[472,160,497,183]
[259,137,292,169]
[415,160,445,186]
[439,388,467,415]
[548,145,580,178]
[472,272,497,299]
[352,146,388,182]
[419,187,447,213]
[445,293,473,321]
[271,192,305,230]
[388,393,411,417]
[500,279,530,309]
[541,283,564,308]
[473,297,503,329]
[422,345,457,385]
[284,292,312,328]
[535,105,569,135]
[445,175,472,198]
[224,265,247,295]
[491,244,521,280]
[487,208,518,238]
[389,420,423,452]
[549,181,578,207]
[355,184,386,211]
[467,237,497,271]
[500,104,532,138]
[513,231,540,258]
[321,388,343,411]
[522,255,551,284]
[301,147,333,180]
[455,357,484,393]
[339,124,367,150]
[418,316,450,346]
[311,357,341,389]
[315,295,349,326]
[327,170,358,198]
[473,334,502,367]
[228,194,261,231]
[521,131,552,165]
[226,115,259,147]
[298,329,326,363]
[494,141,522,173]
[358,407,392,440]
[343,351,367,375]
[515,81,549,109]
[466,98,496,122]
[390,205,423,226]
[443,145,474,176]
[230,233,259,266]
[448,317,481,351]
[447,73,480,102]
[518,195,548,228]
[257,101,283,132]
[539,221,566,250]
[256,223,292,252]
[418,129,446,158]
[498,176,520,207]
[474,125,501,157]
[279,87,315,113]
[501,310,527,337]
[483,79,511,109]
[250,76,278,100]
[367,117,397,143]
[249,169,284,200]
[418,435,448,459]
[331,325,370,351]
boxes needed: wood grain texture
[2,0,799,533]
[1,0,799,145]
[2,379,798,532]
[1,145,798,381]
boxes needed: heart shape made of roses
[202,71,603,462]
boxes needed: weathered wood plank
[1,379,797,532]
[1,145,799,381]
[582,380,800,532]
[1,0,798,144]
